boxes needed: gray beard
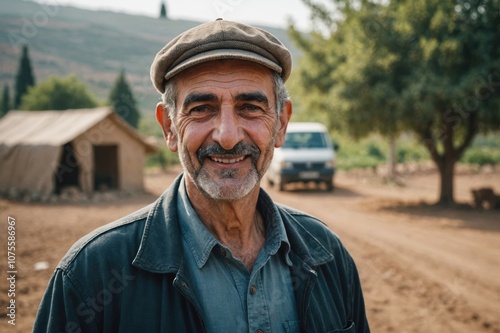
[178,127,278,201]
[195,166,260,200]
[179,140,273,201]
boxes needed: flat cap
[150,19,292,93]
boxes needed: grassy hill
[0,0,301,114]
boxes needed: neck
[185,178,265,270]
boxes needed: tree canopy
[20,76,98,111]
[14,45,35,108]
[290,0,500,205]
[108,70,140,128]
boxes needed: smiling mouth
[198,142,260,166]
[210,155,246,164]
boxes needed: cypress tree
[1,85,11,117]
[159,1,167,19]
[109,70,140,128]
[14,45,36,108]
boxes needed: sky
[56,0,327,31]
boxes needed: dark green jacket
[34,175,370,333]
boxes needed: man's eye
[240,104,262,113]
[190,105,212,114]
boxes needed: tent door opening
[93,145,119,191]
[55,143,81,194]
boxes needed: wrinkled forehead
[174,59,276,104]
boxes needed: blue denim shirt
[177,177,299,333]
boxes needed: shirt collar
[177,176,218,268]
[258,190,293,266]
[177,176,292,269]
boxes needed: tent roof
[0,107,156,153]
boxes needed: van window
[283,132,327,149]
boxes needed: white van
[266,122,336,191]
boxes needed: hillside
[0,0,301,114]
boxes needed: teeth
[211,156,245,164]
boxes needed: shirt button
[220,248,227,257]
[249,285,257,295]
[256,330,264,333]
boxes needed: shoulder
[57,204,152,271]
[276,202,358,271]
[277,203,343,246]
[276,203,359,283]
[277,203,327,226]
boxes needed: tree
[109,70,140,128]
[291,0,500,205]
[1,85,10,117]
[20,76,98,110]
[14,45,36,108]
[159,1,167,19]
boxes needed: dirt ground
[1,165,499,332]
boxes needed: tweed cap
[150,19,292,93]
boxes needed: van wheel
[326,180,334,192]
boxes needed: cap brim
[164,49,283,80]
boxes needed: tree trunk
[387,136,397,179]
[417,108,477,206]
[437,157,455,206]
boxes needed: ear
[155,103,178,152]
[274,99,292,148]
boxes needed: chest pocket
[328,321,355,332]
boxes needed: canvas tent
[0,107,156,200]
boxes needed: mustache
[197,142,261,163]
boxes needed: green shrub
[20,76,98,110]
[146,146,179,170]
[461,147,500,168]
[337,155,382,171]
[397,142,429,164]
[139,116,180,170]
[367,142,385,160]
[335,136,386,170]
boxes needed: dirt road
[263,168,500,333]
[1,166,499,332]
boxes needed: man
[34,19,370,333]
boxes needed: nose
[212,107,244,150]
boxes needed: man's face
[163,60,290,201]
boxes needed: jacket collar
[132,173,333,273]
[132,174,184,273]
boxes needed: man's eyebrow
[182,93,218,109]
[235,92,270,106]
